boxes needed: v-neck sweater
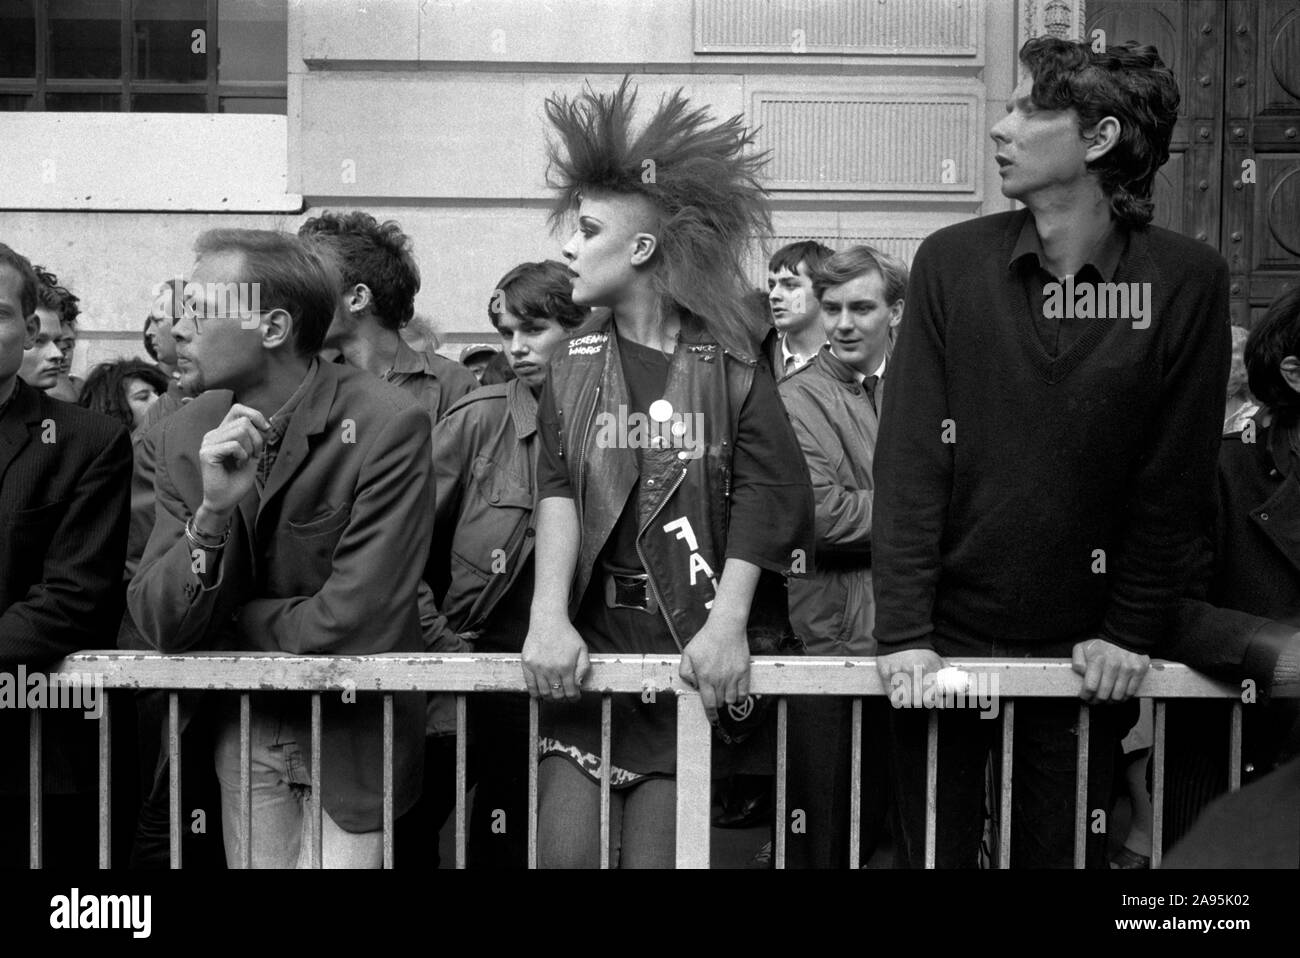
[872,209,1232,656]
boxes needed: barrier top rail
[53,652,1241,698]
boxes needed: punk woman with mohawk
[521,77,813,867]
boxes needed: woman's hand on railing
[522,613,590,703]
[679,618,750,723]
[1071,637,1150,703]
[877,648,948,708]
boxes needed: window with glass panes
[0,0,286,113]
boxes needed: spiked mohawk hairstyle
[544,77,773,356]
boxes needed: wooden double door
[1090,0,1300,326]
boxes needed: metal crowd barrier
[27,653,1241,870]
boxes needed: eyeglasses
[176,304,270,334]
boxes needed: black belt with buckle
[603,570,658,615]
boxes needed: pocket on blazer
[286,504,351,539]
[6,499,68,537]
[272,505,353,592]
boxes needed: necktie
[863,375,879,414]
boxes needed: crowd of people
[1,36,1298,870]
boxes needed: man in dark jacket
[0,242,132,868]
[779,245,907,867]
[872,38,1231,867]
[1162,285,1300,848]
[128,229,432,868]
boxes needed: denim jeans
[213,701,382,869]
[536,756,677,868]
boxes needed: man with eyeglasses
[129,229,433,868]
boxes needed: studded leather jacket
[545,313,800,651]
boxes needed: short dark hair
[78,359,170,431]
[32,265,80,327]
[193,229,338,358]
[1245,285,1300,424]
[1019,37,1180,228]
[769,240,834,277]
[811,245,910,304]
[489,260,587,331]
[297,210,420,332]
[0,243,40,319]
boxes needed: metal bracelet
[185,514,229,550]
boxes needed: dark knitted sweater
[872,209,1231,657]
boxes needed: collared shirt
[853,354,888,384]
[1009,215,1127,359]
[1223,400,1260,437]
[383,336,478,424]
[781,335,818,376]
[256,360,319,490]
[852,354,887,413]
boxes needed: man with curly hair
[873,38,1232,868]
[18,266,77,394]
[298,210,477,423]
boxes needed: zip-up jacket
[778,346,884,655]
[546,313,804,651]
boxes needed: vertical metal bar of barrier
[1151,701,1167,869]
[239,693,252,869]
[598,695,612,869]
[310,693,322,869]
[455,694,468,870]
[924,710,938,869]
[1073,704,1090,869]
[98,693,112,869]
[169,692,182,869]
[1229,701,1243,792]
[528,697,539,869]
[675,692,712,869]
[998,699,1016,869]
[848,697,863,870]
[774,697,788,870]
[383,694,395,870]
[29,709,42,869]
